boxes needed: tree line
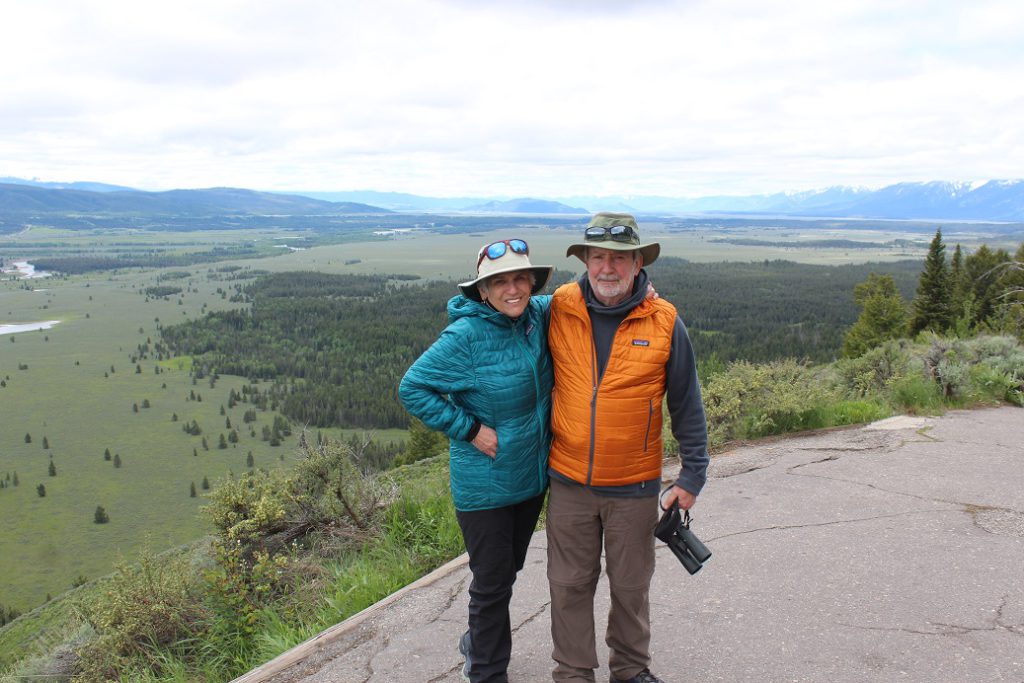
[29,246,269,274]
[645,257,922,363]
[159,260,933,432]
[843,232,1024,357]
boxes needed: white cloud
[1,0,1022,197]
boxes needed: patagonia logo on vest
[632,339,650,347]
[525,322,535,336]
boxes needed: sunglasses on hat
[477,239,529,268]
[584,225,639,244]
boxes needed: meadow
[0,217,1014,612]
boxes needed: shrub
[75,552,205,681]
[835,339,912,397]
[701,359,837,446]
[888,371,944,413]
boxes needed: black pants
[456,491,546,683]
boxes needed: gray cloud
[1,0,1022,196]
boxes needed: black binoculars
[654,497,712,575]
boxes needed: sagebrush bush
[702,359,838,446]
[834,339,912,397]
[74,552,205,682]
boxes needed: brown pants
[546,478,659,682]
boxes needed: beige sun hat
[565,212,660,265]
[458,238,553,302]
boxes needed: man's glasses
[584,225,639,244]
[477,239,529,267]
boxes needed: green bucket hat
[566,212,660,265]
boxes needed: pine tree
[201,476,210,490]
[37,483,46,497]
[950,244,969,310]
[218,434,228,449]
[104,447,111,461]
[42,436,50,449]
[190,482,197,497]
[909,229,953,335]
[94,506,110,524]
[246,452,254,468]
[113,453,122,468]
[398,417,448,465]
[24,433,31,444]
[965,245,1013,326]
[48,460,56,477]
[842,274,908,357]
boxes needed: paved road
[238,407,1024,683]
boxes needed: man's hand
[662,484,696,510]
[472,425,498,458]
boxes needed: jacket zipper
[643,399,654,452]
[586,335,598,485]
[579,297,650,485]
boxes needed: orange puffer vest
[548,282,677,486]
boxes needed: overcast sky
[2,0,1022,198]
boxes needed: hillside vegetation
[157,259,924,437]
[2,230,1022,682]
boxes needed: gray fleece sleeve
[665,316,710,496]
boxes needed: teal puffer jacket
[399,295,552,511]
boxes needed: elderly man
[545,212,710,683]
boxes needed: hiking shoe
[610,669,666,683]
[459,630,473,681]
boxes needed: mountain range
[292,181,1024,221]
[2,177,1023,221]
[0,181,389,215]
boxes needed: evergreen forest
[159,259,924,432]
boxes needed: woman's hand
[472,425,498,458]
[645,282,659,300]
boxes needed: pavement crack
[787,454,839,472]
[426,663,462,683]
[838,593,1024,642]
[793,445,882,452]
[714,463,771,478]
[784,461,994,511]
[512,601,550,634]
[995,593,1024,636]
[837,621,983,639]
[709,509,960,542]
[446,575,468,612]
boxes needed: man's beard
[592,276,629,301]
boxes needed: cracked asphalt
[239,407,1024,683]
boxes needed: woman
[399,238,553,683]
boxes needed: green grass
[0,261,304,612]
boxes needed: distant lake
[2,261,53,279]
[0,320,61,335]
